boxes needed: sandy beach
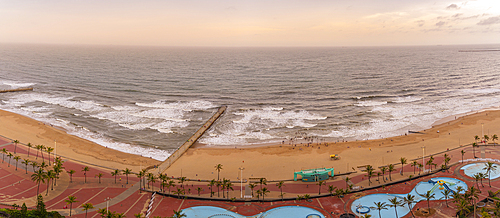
[164,108,500,181]
[0,109,160,172]
[1,107,500,182]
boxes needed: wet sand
[0,110,160,172]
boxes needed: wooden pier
[0,87,34,93]
[158,106,227,173]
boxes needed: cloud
[446,4,460,10]
[477,16,500,25]
[436,21,446,27]
[416,20,425,27]
[452,13,463,18]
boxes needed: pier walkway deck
[158,106,226,173]
[0,87,34,93]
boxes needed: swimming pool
[350,177,467,218]
[461,162,500,179]
[182,206,325,218]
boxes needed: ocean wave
[136,100,217,111]
[392,96,422,103]
[355,101,388,107]
[1,81,36,88]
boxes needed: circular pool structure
[461,162,500,179]
[182,206,326,218]
[350,177,467,218]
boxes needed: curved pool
[461,162,500,179]
[182,206,325,218]
[350,177,467,218]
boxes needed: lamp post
[482,123,484,144]
[422,145,425,172]
[54,140,56,165]
[104,197,111,213]
[239,167,245,198]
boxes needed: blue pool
[461,162,500,179]
[351,177,467,218]
[182,206,325,218]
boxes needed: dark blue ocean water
[1,44,499,160]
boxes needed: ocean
[1,44,499,161]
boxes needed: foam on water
[355,101,388,107]
[0,80,36,89]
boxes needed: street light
[422,145,425,173]
[104,197,111,213]
[239,167,245,198]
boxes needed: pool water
[350,177,467,218]
[182,206,325,218]
[461,162,500,179]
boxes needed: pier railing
[158,106,227,173]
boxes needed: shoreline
[1,106,500,180]
[165,109,500,181]
[0,109,160,172]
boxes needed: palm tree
[149,174,156,191]
[6,152,13,166]
[13,156,20,170]
[39,161,48,169]
[444,154,451,170]
[207,179,215,197]
[484,134,489,144]
[380,166,387,182]
[492,134,498,145]
[111,169,121,184]
[388,164,395,181]
[31,168,46,196]
[1,148,7,163]
[167,180,175,194]
[27,143,32,157]
[40,145,45,162]
[22,159,30,174]
[317,180,325,195]
[12,140,19,154]
[328,185,337,196]
[82,166,90,183]
[259,178,267,190]
[484,161,497,187]
[46,170,55,195]
[461,150,465,162]
[46,147,54,165]
[173,188,184,198]
[35,145,41,159]
[418,190,435,211]
[473,173,482,190]
[442,189,452,207]
[68,170,75,183]
[345,176,351,189]
[400,157,407,175]
[276,181,285,199]
[371,202,388,218]
[196,187,203,196]
[248,183,257,198]
[97,173,103,184]
[81,203,94,218]
[225,180,233,199]
[261,187,270,201]
[388,197,402,218]
[411,161,418,174]
[172,209,186,218]
[403,193,416,218]
[65,195,78,216]
[123,168,132,184]
[367,170,374,186]
[31,161,38,172]
[214,164,223,181]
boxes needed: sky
[0,0,499,47]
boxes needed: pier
[157,106,227,173]
[0,87,34,93]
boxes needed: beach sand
[0,110,160,172]
[164,108,500,181]
[1,108,500,182]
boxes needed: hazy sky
[1,0,499,46]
